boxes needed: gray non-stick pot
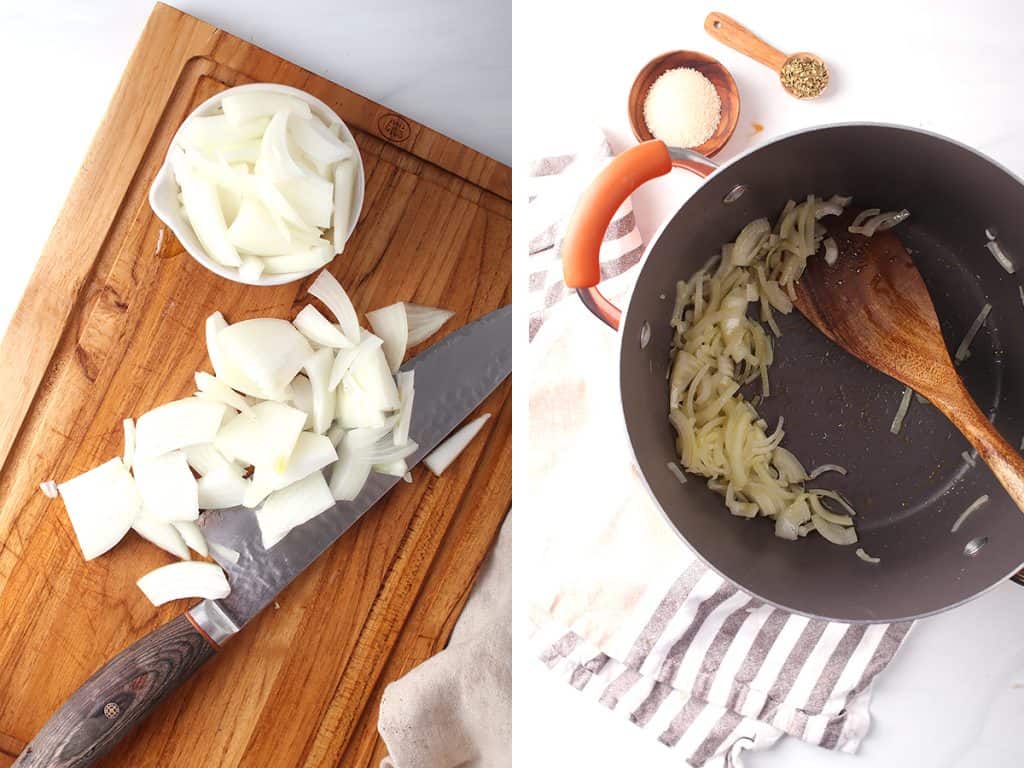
[562,125,1024,622]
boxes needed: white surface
[0,0,510,340]
[516,0,1024,765]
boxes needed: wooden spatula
[793,212,1024,509]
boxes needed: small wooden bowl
[628,50,739,162]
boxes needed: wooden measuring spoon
[793,213,1024,509]
[704,12,829,99]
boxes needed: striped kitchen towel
[526,129,913,766]
[527,125,643,340]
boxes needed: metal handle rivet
[103,702,120,719]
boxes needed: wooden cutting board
[0,4,510,767]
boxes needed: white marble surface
[517,0,1024,765]
[0,0,510,342]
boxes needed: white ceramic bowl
[149,83,366,287]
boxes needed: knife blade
[12,305,510,768]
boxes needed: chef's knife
[14,305,511,768]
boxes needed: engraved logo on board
[377,113,411,143]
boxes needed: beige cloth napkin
[378,515,511,768]
[527,129,911,767]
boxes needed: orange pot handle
[562,140,714,329]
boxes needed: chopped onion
[133,450,199,522]
[289,374,315,428]
[666,462,687,485]
[332,160,356,254]
[335,378,389,429]
[855,548,880,564]
[349,342,401,411]
[405,304,455,346]
[132,514,190,560]
[217,318,314,397]
[184,442,244,477]
[373,459,409,477]
[134,397,228,460]
[245,431,338,506]
[890,386,913,435]
[424,413,491,476]
[58,458,140,560]
[173,521,208,557]
[256,470,335,549]
[294,304,353,348]
[326,423,346,447]
[366,303,409,373]
[309,269,360,343]
[39,480,59,498]
[195,371,250,413]
[985,239,1015,274]
[303,348,337,434]
[197,469,250,509]
[329,332,383,390]
[951,494,989,533]
[393,371,415,446]
[954,303,992,363]
[136,561,230,606]
[329,435,373,501]
[122,417,136,470]
[807,463,846,480]
[215,400,307,470]
[206,311,271,398]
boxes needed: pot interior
[621,124,1024,622]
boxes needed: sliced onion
[257,470,335,549]
[303,348,336,434]
[209,541,240,565]
[811,513,858,546]
[58,458,140,560]
[332,160,356,254]
[262,240,334,274]
[329,436,373,501]
[170,149,242,267]
[289,374,315,429]
[290,115,352,167]
[772,446,807,483]
[217,318,313,397]
[221,92,311,124]
[807,463,847,480]
[136,561,230,606]
[197,469,250,509]
[309,269,360,343]
[374,459,408,477]
[404,304,454,346]
[666,462,687,485]
[134,397,228,460]
[294,304,354,348]
[848,208,880,231]
[823,237,838,266]
[179,114,270,150]
[132,514,190,560]
[278,174,335,229]
[732,218,770,266]
[326,423,345,447]
[424,413,491,476]
[890,386,913,435]
[335,378,389,428]
[226,197,293,255]
[393,370,415,446]
[954,303,992,363]
[366,303,409,373]
[238,256,265,282]
[133,450,199,522]
[855,548,880,564]
[195,371,250,413]
[986,239,1015,274]
[173,521,208,557]
[951,494,989,533]
[122,418,136,470]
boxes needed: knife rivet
[103,702,120,719]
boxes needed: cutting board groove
[0,5,510,767]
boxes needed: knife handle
[14,613,217,768]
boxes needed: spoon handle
[704,12,788,72]
[935,384,1024,512]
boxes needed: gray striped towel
[526,128,913,766]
